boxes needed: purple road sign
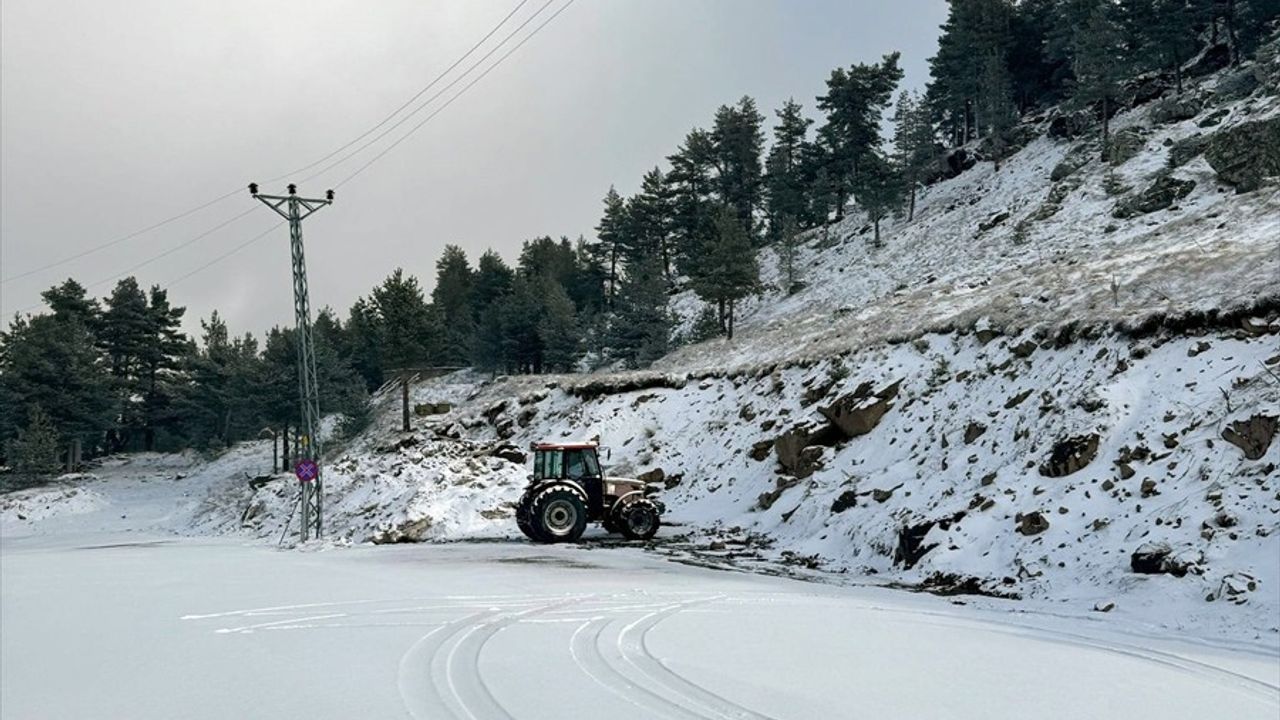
[294,459,319,483]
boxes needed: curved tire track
[399,598,585,720]
[570,597,778,720]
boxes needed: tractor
[515,441,665,543]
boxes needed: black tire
[601,515,619,535]
[515,490,544,542]
[615,498,661,541]
[531,485,588,543]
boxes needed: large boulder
[1205,117,1280,192]
[1048,109,1094,139]
[1039,434,1100,477]
[1108,127,1148,165]
[1149,94,1202,125]
[1113,173,1196,218]
[1130,542,1203,577]
[818,380,902,439]
[1221,414,1277,460]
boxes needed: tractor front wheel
[615,498,661,541]
[531,485,588,543]
[515,490,544,542]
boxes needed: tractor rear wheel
[531,485,588,543]
[616,498,661,541]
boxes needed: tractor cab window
[565,450,588,480]
[582,450,600,477]
[534,449,563,480]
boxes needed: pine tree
[5,404,61,485]
[608,253,671,367]
[431,245,475,365]
[691,206,759,340]
[815,53,903,219]
[764,99,813,240]
[710,96,766,239]
[0,312,114,456]
[137,286,187,451]
[370,268,440,370]
[854,151,904,248]
[498,276,544,373]
[978,52,1018,170]
[892,91,938,220]
[666,129,718,278]
[926,0,1015,145]
[595,187,629,304]
[98,277,152,449]
[626,168,674,280]
[777,215,803,295]
[1073,2,1128,158]
[344,298,385,390]
[538,280,581,372]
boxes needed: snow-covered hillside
[666,59,1279,373]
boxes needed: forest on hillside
[3,0,1277,480]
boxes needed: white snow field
[3,531,1278,718]
[3,459,1279,720]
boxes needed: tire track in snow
[400,597,586,720]
[571,616,710,719]
[569,595,777,720]
[619,603,779,720]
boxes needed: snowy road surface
[3,532,1278,720]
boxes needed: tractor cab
[531,442,605,514]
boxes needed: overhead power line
[298,0,561,186]
[334,0,577,189]
[2,0,533,286]
[1,187,243,284]
[268,0,532,183]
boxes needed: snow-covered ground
[3,512,1278,719]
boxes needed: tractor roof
[531,441,599,450]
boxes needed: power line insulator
[248,182,259,196]
[287,183,297,195]
[325,189,335,202]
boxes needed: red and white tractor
[515,441,665,543]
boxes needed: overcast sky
[1,0,947,337]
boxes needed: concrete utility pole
[250,182,334,542]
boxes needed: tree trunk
[727,300,735,340]
[873,218,881,248]
[908,186,916,222]
[1101,96,1110,161]
[282,423,289,468]
[401,376,411,432]
[717,298,726,332]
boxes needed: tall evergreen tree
[0,312,114,455]
[595,187,629,304]
[626,168,674,280]
[607,253,671,367]
[892,90,938,221]
[1073,2,1128,158]
[691,207,759,340]
[710,96,766,238]
[854,151,905,248]
[431,245,475,365]
[978,52,1018,170]
[764,99,813,240]
[815,53,903,219]
[666,129,718,278]
[370,268,440,370]
[538,280,581,373]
